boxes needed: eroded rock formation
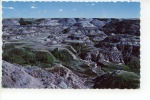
[2,18,140,89]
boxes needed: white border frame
[1,0,150,100]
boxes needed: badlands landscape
[2,18,140,89]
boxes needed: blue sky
[2,2,140,18]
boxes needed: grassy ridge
[3,46,55,68]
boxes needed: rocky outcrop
[2,18,140,89]
[3,19,20,26]
[38,19,60,26]
[59,18,77,26]
[91,19,108,28]
[102,19,140,36]
[2,61,44,88]
[2,61,87,88]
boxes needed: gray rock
[91,19,107,28]
[3,19,20,26]
[2,61,87,89]
[2,61,44,88]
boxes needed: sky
[2,2,140,18]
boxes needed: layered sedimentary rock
[2,18,140,89]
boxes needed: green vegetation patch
[101,61,130,71]
[51,48,74,62]
[3,47,55,68]
[35,51,55,67]
[116,70,140,82]
[93,70,140,89]
[99,60,139,74]
[51,48,97,77]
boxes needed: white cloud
[3,6,14,10]
[9,7,14,9]
[31,6,37,9]
[91,3,95,6]
[59,9,63,12]
[73,9,77,11]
